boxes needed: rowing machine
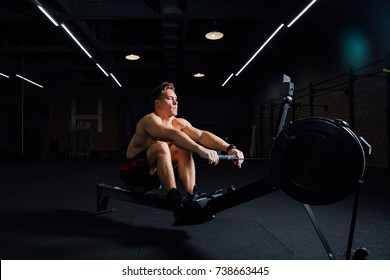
[94,74,372,259]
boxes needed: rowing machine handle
[218,154,238,160]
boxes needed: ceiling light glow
[0,72,10,78]
[34,2,122,89]
[61,23,92,58]
[193,72,205,78]
[205,31,224,40]
[222,73,234,87]
[236,23,285,76]
[125,54,140,60]
[16,74,43,88]
[287,0,318,28]
[110,73,122,87]
[96,63,109,76]
[36,4,59,27]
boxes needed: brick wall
[252,61,388,168]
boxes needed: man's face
[157,88,178,116]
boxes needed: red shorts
[119,150,160,187]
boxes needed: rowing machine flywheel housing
[271,117,371,205]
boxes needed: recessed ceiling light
[205,31,224,40]
[194,72,205,78]
[125,54,140,60]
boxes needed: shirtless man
[120,82,244,219]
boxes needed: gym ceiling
[0,0,387,95]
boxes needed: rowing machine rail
[96,176,277,222]
[96,184,171,213]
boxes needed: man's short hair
[151,82,175,106]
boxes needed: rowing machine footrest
[173,198,216,226]
[172,188,224,226]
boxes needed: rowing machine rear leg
[97,193,109,211]
[95,184,116,214]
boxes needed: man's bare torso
[125,112,184,159]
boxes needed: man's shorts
[119,150,160,187]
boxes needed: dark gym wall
[0,82,51,158]
[2,63,388,169]
[1,41,389,167]
[248,55,389,169]
[0,87,22,157]
[0,83,248,159]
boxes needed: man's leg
[170,145,196,195]
[147,142,185,219]
[147,142,176,192]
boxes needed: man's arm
[141,115,219,163]
[179,118,245,167]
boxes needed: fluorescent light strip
[222,73,234,87]
[35,3,122,88]
[110,73,122,87]
[0,72,10,78]
[35,3,121,88]
[16,74,43,88]
[61,23,92,58]
[287,0,318,27]
[236,23,285,76]
[96,63,109,76]
[37,5,59,27]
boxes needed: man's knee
[148,142,171,159]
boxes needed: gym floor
[0,158,389,260]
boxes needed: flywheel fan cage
[271,117,366,205]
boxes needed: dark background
[1,0,389,167]
[0,0,389,260]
